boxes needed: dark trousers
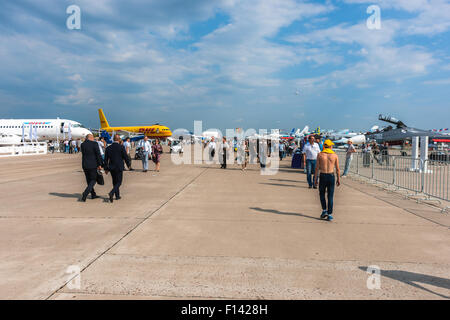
[83,169,97,197]
[110,170,123,198]
[126,154,133,169]
[319,173,335,215]
[220,149,227,168]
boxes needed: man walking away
[80,134,103,202]
[123,137,134,171]
[140,136,152,172]
[302,135,321,189]
[314,140,340,221]
[342,139,356,177]
[208,137,216,160]
[104,134,131,203]
[220,137,229,169]
[279,140,286,161]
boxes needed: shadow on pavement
[270,178,307,184]
[259,182,309,189]
[49,192,81,199]
[250,207,323,221]
[358,267,450,299]
[276,168,304,174]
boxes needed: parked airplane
[98,109,172,139]
[0,118,92,142]
[367,115,450,144]
[295,126,310,138]
[333,134,366,145]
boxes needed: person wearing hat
[314,139,340,221]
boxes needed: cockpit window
[71,123,85,128]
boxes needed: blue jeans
[343,156,352,176]
[319,173,335,215]
[306,159,316,187]
[142,151,149,170]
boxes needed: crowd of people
[79,133,387,222]
[197,135,341,221]
[48,139,83,154]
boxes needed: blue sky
[0,0,449,132]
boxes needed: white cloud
[55,87,97,106]
[68,74,83,82]
[423,78,450,85]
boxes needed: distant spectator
[342,140,356,177]
[152,139,163,172]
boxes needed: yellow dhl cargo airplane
[98,109,172,139]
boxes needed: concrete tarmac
[0,150,449,299]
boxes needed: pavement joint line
[342,180,450,229]
[0,216,146,220]
[142,217,444,227]
[45,167,209,300]
[102,253,450,267]
[55,290,243,300]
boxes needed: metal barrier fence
[335,151,449,202]
[0,143,48,157]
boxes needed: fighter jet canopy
[378,114,406,129]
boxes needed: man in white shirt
[208,137,216,160]
[219,137,229,169]
[97,137,105,160]
[123,137,134,171]
[140,136,152,172]
[342,139,356,177]
[302,135,321,188]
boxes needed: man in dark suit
[104,134,131,203]
[80,134,103,202]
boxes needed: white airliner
[0,118,92,142]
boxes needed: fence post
[420,159,425,193]
[356,152,359,175]
[393,156,396,185]
[371,154,374,179]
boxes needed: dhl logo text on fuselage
[98,109,172,138]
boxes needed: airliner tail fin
[98,109,110,129]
